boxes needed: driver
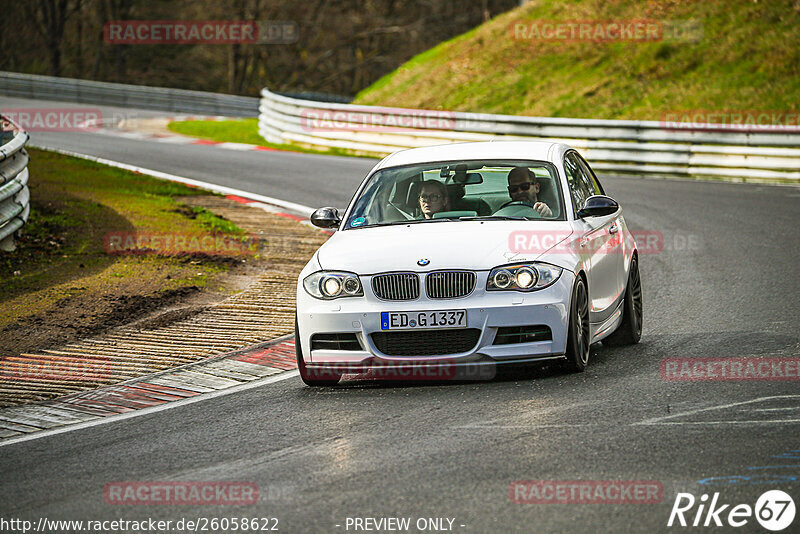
[507,167,553,217]
[418,179,450,219]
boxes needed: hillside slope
[354,0,800,120]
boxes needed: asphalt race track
[1,96,799,533]
[2,96,374,210]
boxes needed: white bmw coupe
[295,141,642,385]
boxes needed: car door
[565,152,622,323]
[575,153,627,308]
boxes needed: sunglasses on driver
[508,182,534,194]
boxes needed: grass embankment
[0,149,246,355]
[167,119,364,157]
[353,0,800,119]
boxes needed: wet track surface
[1,96,799,532]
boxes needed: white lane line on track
[27,144,315,217]
[456,396,800,429]
[0,370,299,448]
[636,419,800,425]
[633,395,800,426]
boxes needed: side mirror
[310,207,341,229]
[577,195,619,219]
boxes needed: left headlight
[303,271,364,300]
[487,263,562,292]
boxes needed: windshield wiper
[353,218,452,229]
[381,218,453,226]
[350,216,516,230]
[458,215,531,221]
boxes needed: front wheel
[603,256,643,347]
[562,276,591,372]
[295,316,341,386]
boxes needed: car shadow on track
[303,343,615,390]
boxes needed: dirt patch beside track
[0,151,328,407]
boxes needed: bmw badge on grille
[417,258,430,266]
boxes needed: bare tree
[8,0,520,95]
[24,0,82,76]
[227,0,263,94]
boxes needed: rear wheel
[295,316,341,386]
[603,256,643,346]
[562,276,590,373]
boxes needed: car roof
[374,141,570,170]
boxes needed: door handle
[609,223,619,234]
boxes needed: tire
[295,316,341,386]
[603,256,643,347]
[562,276,591,373]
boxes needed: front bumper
[296,270,574,369]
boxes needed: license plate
[380,310,467,330]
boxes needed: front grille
[311,333,362,351]
[493,325,552,345]
[371,328,481,356]
[425,271,476,299]
[372,272,420,301]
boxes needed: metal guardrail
[259,88,800,184]
[0,117,30,252]
[278,91,352,104]
[0,71,259,117]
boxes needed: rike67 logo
[668,490,795,531]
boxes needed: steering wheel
[494,200,542,218]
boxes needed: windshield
[344,159,564,229]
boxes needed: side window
[564,153,592,212]
[575,154,603,195]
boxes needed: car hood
[316,221,575,274]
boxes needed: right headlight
[303,271,364,300]
[487,263,562,292]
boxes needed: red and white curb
[29,145,334,235]
[87,114,290,154]
[107,129,285,153]
[26,145,317,219]
[0,338,299,445]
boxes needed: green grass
[353,0,800,120]
[0,148,244,326]
[190,206,243,234]
[169,118,265,145]
[167,119,370,157]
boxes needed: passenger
[418,180,450,219]
[507,167,553,217]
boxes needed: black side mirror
[310,207,341,229]
[577,195,619,219]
